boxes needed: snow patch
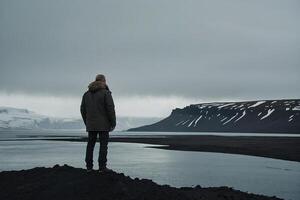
[181,119,190,125]
[218,103,235,109]
[188,118,196,127]
[197,105,207,109]
[175,120,185,126]
[223,113,239,125]
[194,115,203,127]
[260,109,275,120]
[288,115,294,122]
[258,112,262,116]
[234,111,246,122]
[248,101,266,108]
[221,117,228,122]
[292,106,300,111]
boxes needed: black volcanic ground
[0,165,282,200]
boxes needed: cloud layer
[1,0,299,102]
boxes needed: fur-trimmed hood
[88,81,109,92]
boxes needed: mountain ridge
[128,99,300,133]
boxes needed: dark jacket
[80,81,116,132]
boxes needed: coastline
[1,134,298,199]
[44,135,300,162]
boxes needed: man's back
[81,79,116,132]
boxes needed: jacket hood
[88,81,108,92]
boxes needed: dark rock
[53,164,60,169]
[0,165,283,200]
[194,185,202,189]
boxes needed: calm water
[0,137,299,200]
[1,129,300,139]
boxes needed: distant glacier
[0,107,161,131]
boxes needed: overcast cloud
[0,0,299,117]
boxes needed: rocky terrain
[129,99,300,133]
[0,165,282,200]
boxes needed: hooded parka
[80,81,116,132]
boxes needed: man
[80,74,116,172]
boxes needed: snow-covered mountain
[128,99,300,133]
[0,107,48,129]
[0,107,161,131]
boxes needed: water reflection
[0,140,299,200]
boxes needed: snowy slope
[0,107,47,129]
[0,107,160,131]
[129,99,300,133]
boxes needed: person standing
[80,74,116,172]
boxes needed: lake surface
[1,129,300,139]
[0,133,299,200]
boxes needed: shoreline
[42,135,300,162]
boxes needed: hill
[128,99,300,133]
[0,165,281,200]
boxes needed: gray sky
[0,0,299,117]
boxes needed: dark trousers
[85,131,109,169]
